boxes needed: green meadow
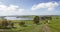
[48,16,60,32]
[10,20,43,32]
[0,16,60,32]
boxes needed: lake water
[4,17,33,20]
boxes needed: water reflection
[4,17,33,20]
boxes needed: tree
[41,16,52,20]
[41,17,46,20]
[33,16,40,24]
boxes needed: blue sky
[0,0,60,16]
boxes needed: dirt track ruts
[42,23,51,32]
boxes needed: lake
[4,17,33,20]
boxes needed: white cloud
[31,2,59,11]
[0,1,59,16]
[6,5,19,11]
[0,4,25,16]
[18,9,24,12]
[0,4,19,11]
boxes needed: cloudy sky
[0,0,60,16]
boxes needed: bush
[1,19,9,28]
[8,21,14,28]
[0,19,14,28]
[19,22,25,26]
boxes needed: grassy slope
[48,16,60,32]
[11,20,43,32]
[0,16,60,32]
[8,16,60,32]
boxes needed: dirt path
[29,25,42,32]
[42,24,51,32]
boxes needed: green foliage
[19,22,25,26]
[0,16,60,32]
[0,19,14,28]
[0,19,9,28]
[33,16,40,24]
[41,16,52,20]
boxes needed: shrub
[8,21,14,28]
[11,22,14,28]
[1,19,9,28]
[19,22,25,26]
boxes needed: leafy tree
[40,17,46,20]
[41,16,52,20]
[33,16,40,24]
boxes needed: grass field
[0,16,60,32]
[48,16,60,32]
[10,20,43,32]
